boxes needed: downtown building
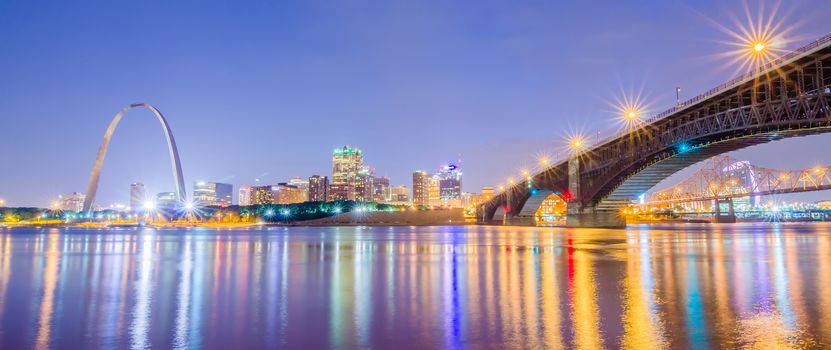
[481,187,495,202]
[272,183,304,204]
[156,192,178,210]
[412,171,430,207]
[192,181,233,207]
[308,175,329,202]
[250,186,274,205]
[355,169,374,202]
[58,192,85,212]
[330,145,363,201]
[288,177,310,202]
[437,164,463,208]
[129,182,146,209]
[373,176,390,203]
[239,186,253,206]
[387,185,410,205]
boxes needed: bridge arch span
[480,33,831,227]
[82,103,186,212]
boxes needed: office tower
[129,182,145,209]
[412,171,429,206]
[272,183,304,204]
[288,177,309,202]
[437,163,463,208]
[308,175,329,202]
[239,186,253,206]
[331,145,363,200]
[355,170,374,202]
[373,176,390,202]
[328,184,355,201]
[251,186,273,205]
[428,174,441,207]
[193,181,233,207]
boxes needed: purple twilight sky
[1,0,831,207]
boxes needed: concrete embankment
[302,208,467,226]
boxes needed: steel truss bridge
[479,33,831,228]
[646,155,831,205]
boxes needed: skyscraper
[331,145,363,200]
[428,174,441,207]
[129,182,145,209]
[437,163,463,208]
[193,181,233,207]
[412,171,429,206]
[308,175,329,202]
[355,170,374,202]
[239,186,253,206]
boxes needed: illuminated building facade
[192,181,233,207]
[332,145,363,186]
[428,175,441,207]
[329,184,355,201]
[250,186,273,205]
[437,164,463,208]
[59,192,85,212]
[387,185,410,205]
[239,186,252,206]
[156,192,178,209]
[412,171,429,206]
[129,182,145,209]
[355,171,374,202]
[535,194,567,224]
[481,187,494,202]
[308,175,329,202]
[374,176,390,203]
[462,192,482,208]
[272,183,304,204]
[288,177,309,202]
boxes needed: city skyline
[2,1,831,207]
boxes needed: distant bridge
[646,155,831,205]
[480,34,831,228]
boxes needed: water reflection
[0,224,829,348]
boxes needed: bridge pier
[565,156,626,229]
[714,198,737,224]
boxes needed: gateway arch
[82,102,186,212]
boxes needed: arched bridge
[646,155,831,205]
[480,34,831,228]
[82,102,186,212]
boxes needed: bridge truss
[647,155,831,205]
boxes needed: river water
[0,224,829,349]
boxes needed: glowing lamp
[753,42,765,52]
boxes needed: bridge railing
[592,33,831,149]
